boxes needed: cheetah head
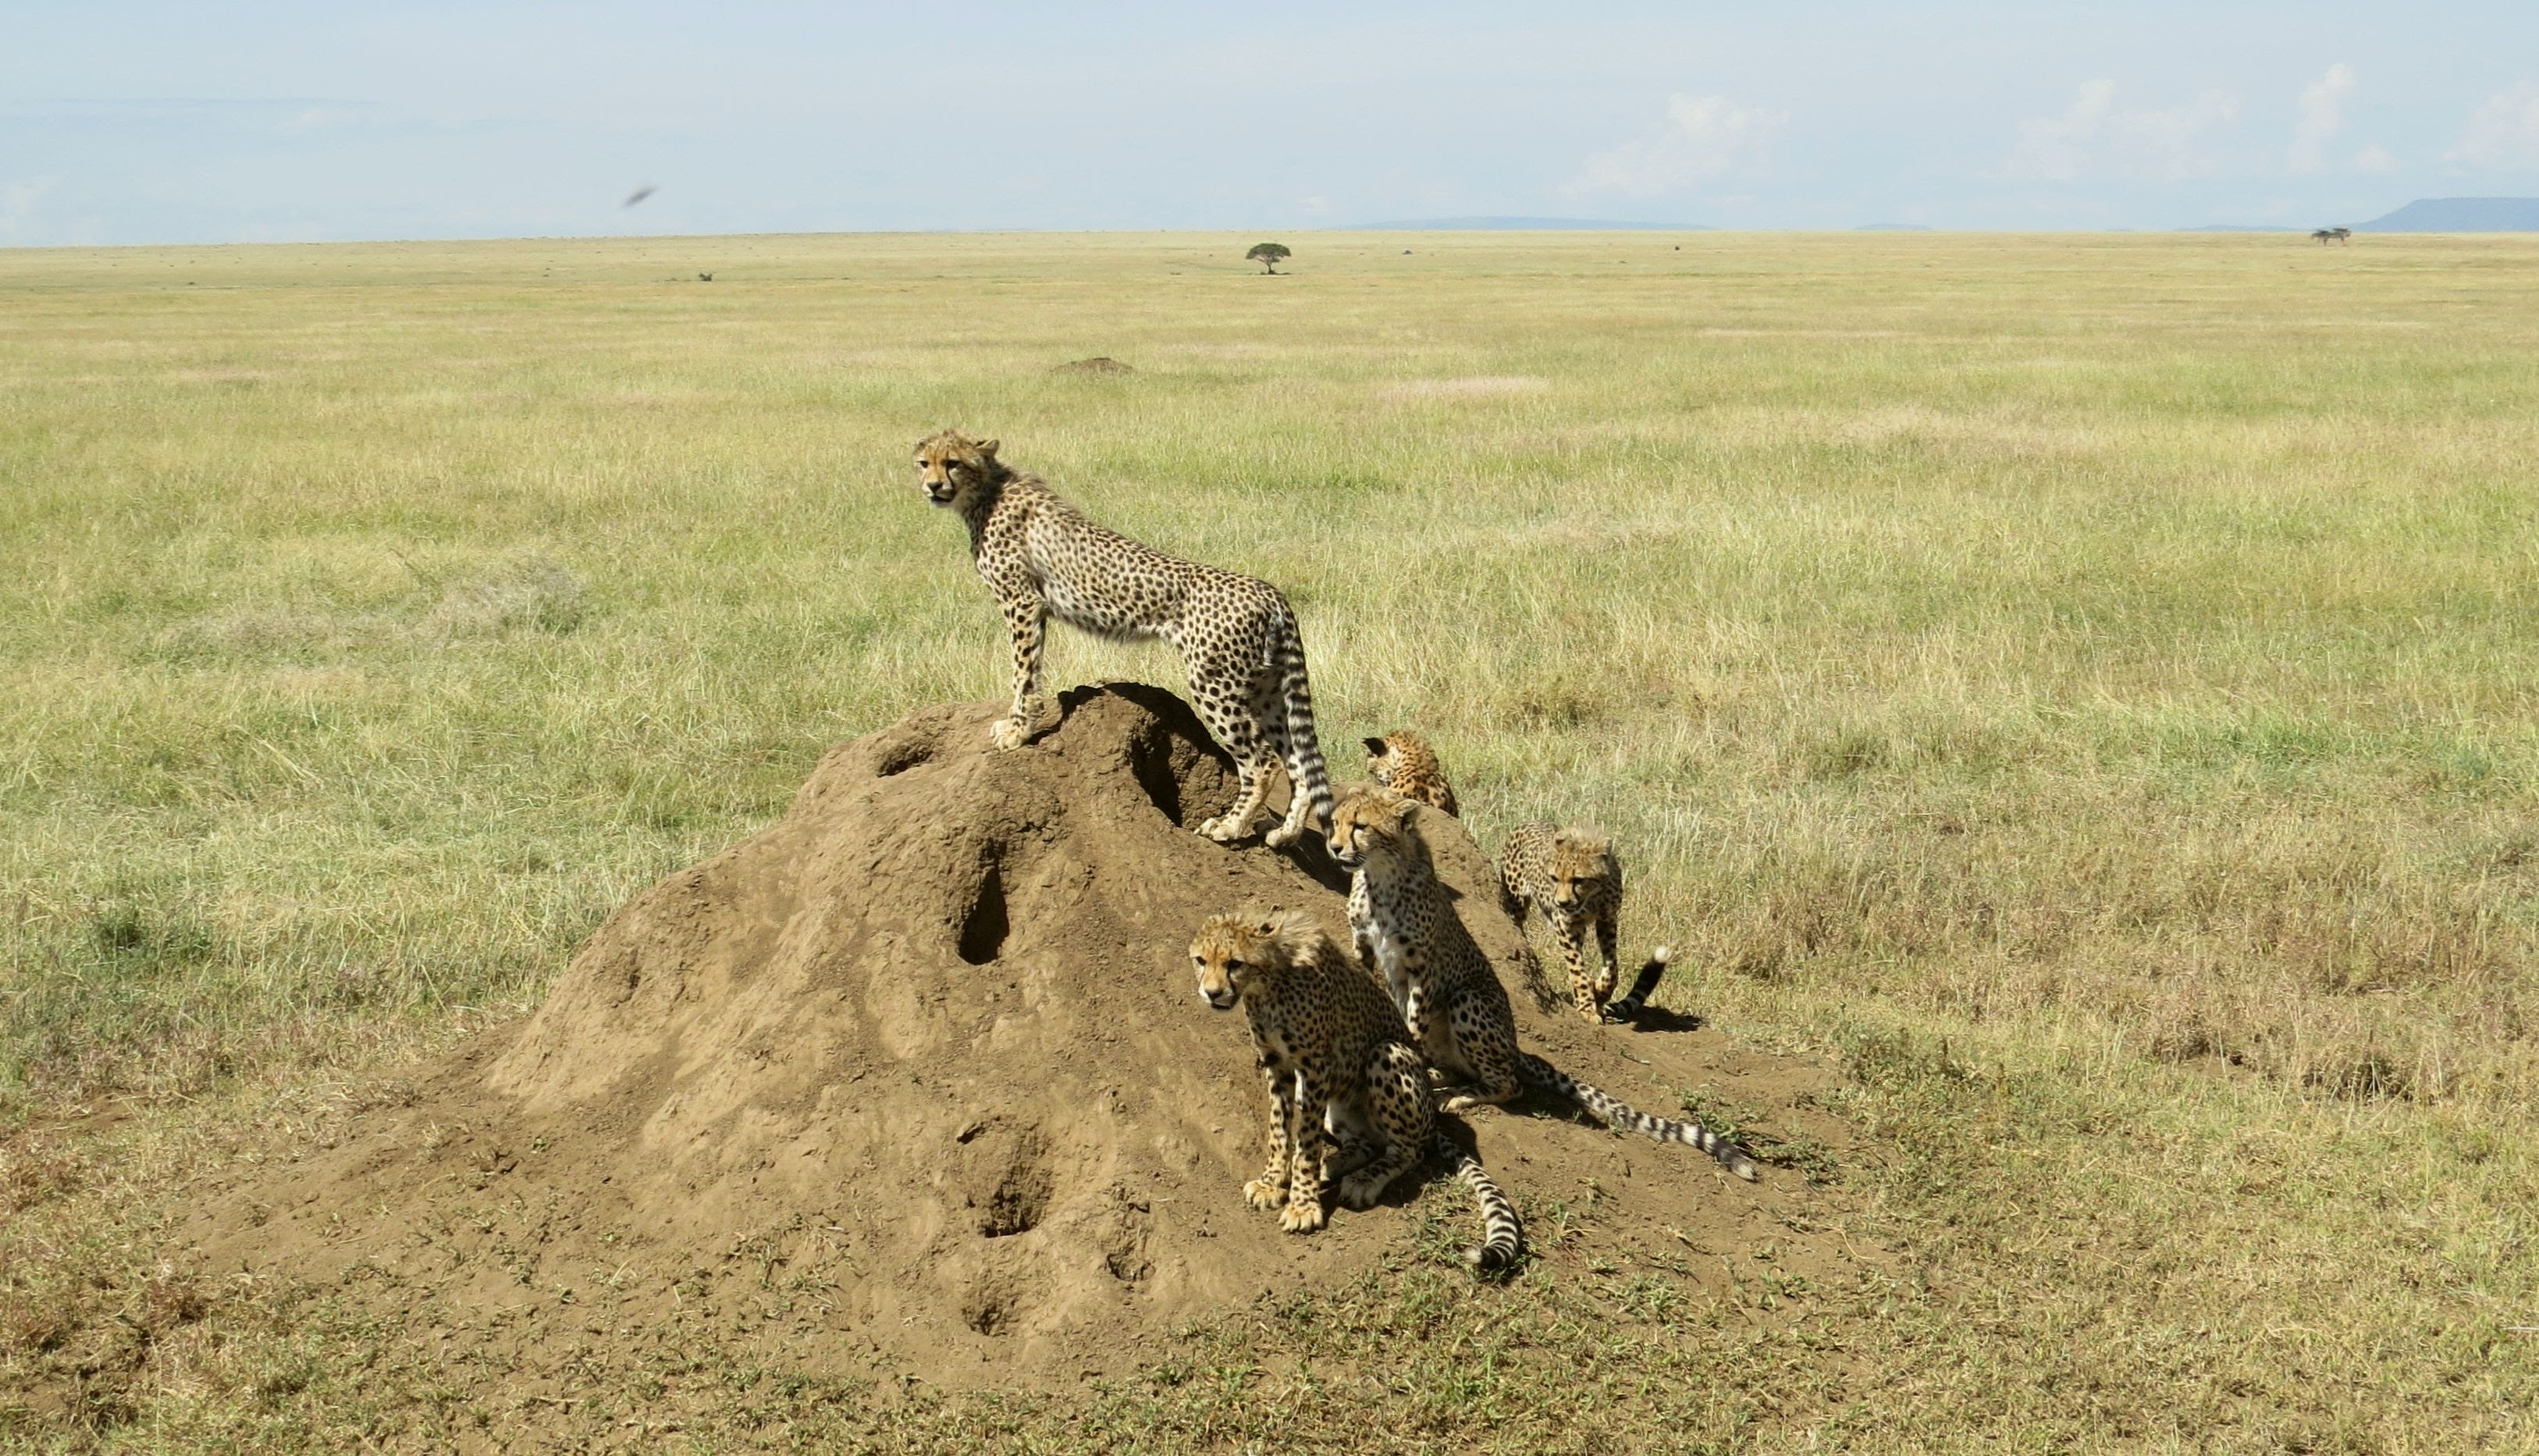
[1189,908,1313,1011]
[1546,828,1617,911]
[912,430,1002,509]
[1361,733,1406,787]
[1327,785,1420,871]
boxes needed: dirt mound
[1051,355,1134,374]
[180,683,1865,1389]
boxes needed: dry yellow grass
[4,229,2538,1450]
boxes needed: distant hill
[1342,216,1709,231]
[2356,197,2539,232]
[1856,223,1933,232]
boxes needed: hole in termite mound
[958,858,1010,965]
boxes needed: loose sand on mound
[178,683,1870,1394]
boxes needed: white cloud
[1566,93,1787,198]
[2005,80,2241,183]
[2289,63,2354,174]
[1297,195,1331,215]
[2450,83,2539,169]
[2352,144,2399,174]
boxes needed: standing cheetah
[1331,790,1757,1179]
[914,431,1336,853]
[1499,822,1668,1021]
[1189,908,1521,1270]
[1363,730,1459,816]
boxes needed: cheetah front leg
[1549,912,1602,1021]
[1592,910,1621,1007]
[1280,1068,1329,1233]
[990,591,1059,750]
[1244,1064,1294,1212]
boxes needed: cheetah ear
[1361,736,1386,755]
[973,437,1000,458]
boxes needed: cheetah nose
[1202,988,1237,1010]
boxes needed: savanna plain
[3,229,2537,1452]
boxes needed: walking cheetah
[1330,791,1758,1179]
[914,431,1336,853]
[1363,730,1459,815]
[1499,822,1662,1020]
[1189,908,1521,1270]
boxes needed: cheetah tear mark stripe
[1602,946,1671,1023]
[1431,1133,1522,1270]
[1516,1052,1759,1180]
[1268,596,1335,841]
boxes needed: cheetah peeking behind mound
[914,430,1339,856]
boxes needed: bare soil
[174,683,1866,1395]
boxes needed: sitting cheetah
[1499,822,1666,1021]
[1363,730,1459,815]
[1189,908,1521,1270]
[1331,790,1757,1179]
[914,431,1335,853]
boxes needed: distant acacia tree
[1246,242,1292,275]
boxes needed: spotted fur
[1499,822,1639,1021]
[1363,730,1459,816]
[917,431,1335,854]
[1191,908,1523,1266]
[1332,791,1758,1180]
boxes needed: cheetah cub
[1499,822,1668,1021]
[1189,908,1521,1270]
[914,431,1337,854]
[1363,730,1459,816]
[1332,790,1757,1179]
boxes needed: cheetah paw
[1336,1172,1391,1210]
[1197,814,1249,843]
[1243,1177,1288,1211]
[988,717,1031,751]
[1279,1199,1328,1234]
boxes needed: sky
[5,2,2538,245]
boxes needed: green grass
[6,229,2539,1449]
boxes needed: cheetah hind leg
[1193,690,1274,843]
[1337,1043,1432,1210]
[1438,1010,1525,1114]
[1197,753,1274,843]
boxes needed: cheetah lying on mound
[1499,821,1669,1022]
[1189,908,1521,1270]
[1332,790,1757,1179]
[914,430,1338,854]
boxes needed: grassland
[5,229,2539,1451]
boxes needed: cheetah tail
[1516,1052,1759,1181]
[1269,599,1335,836]
[1602,945,1671,1023]
[1431,1132,1522,1271]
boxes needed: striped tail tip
[1603,945,1671,1021]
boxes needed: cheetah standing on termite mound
[1363,730,1459,816]
[914,431,1337,853]
[1189,908,1520,1269]
[1499,822,1669,1022]
[1331,790,1758,1179]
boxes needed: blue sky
[5,2,2537,244]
